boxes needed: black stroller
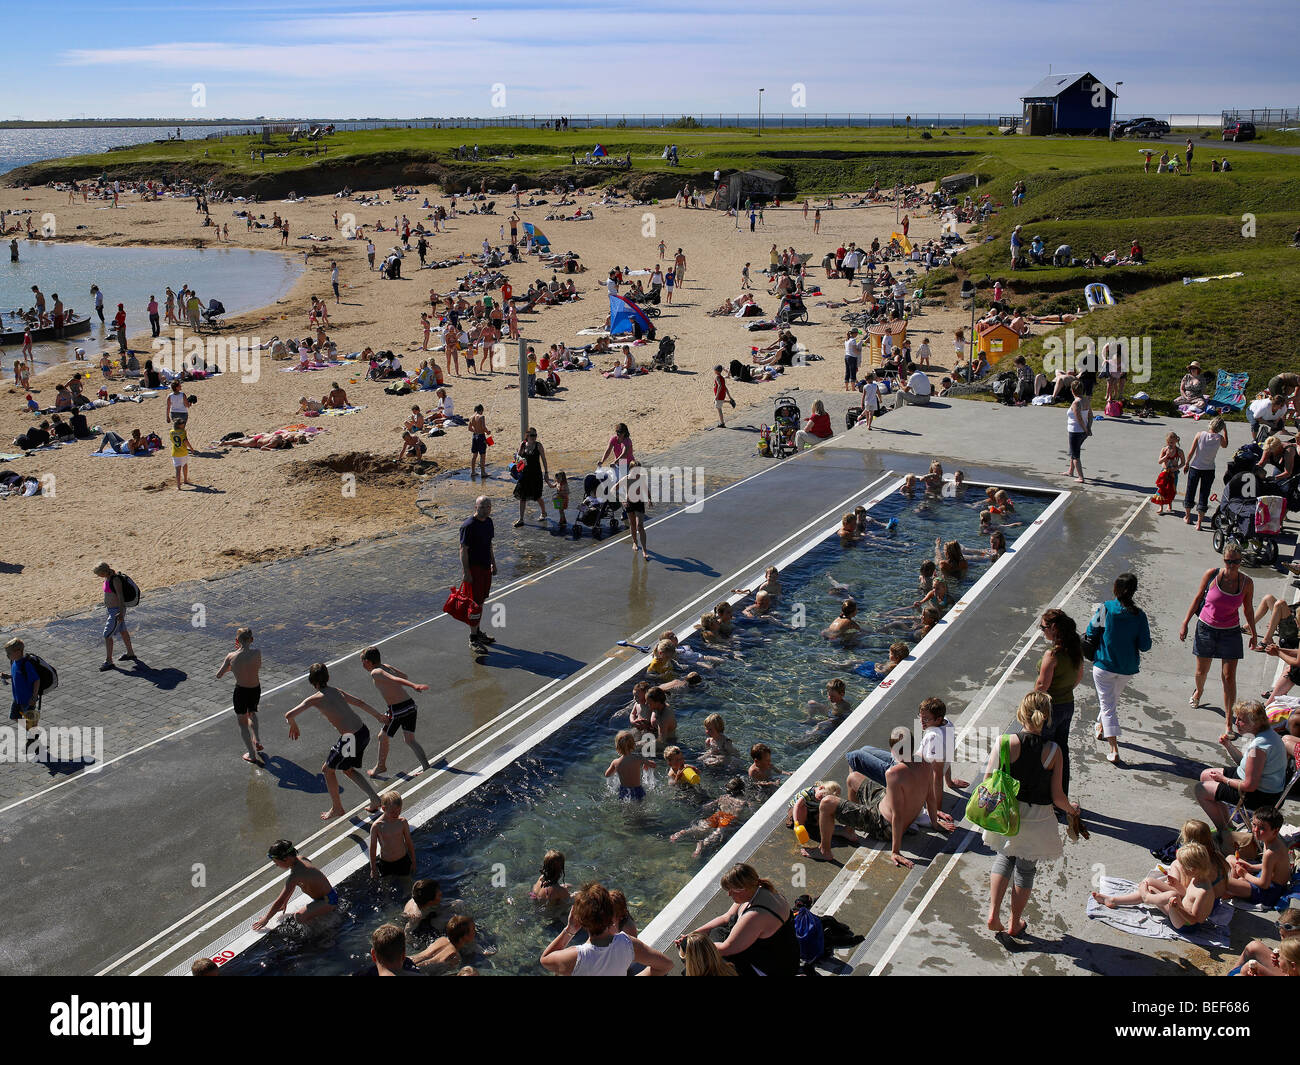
[572,470,623,539]
[201,299,226,329]
[641,285,663,306]
[652,335,677,371]
[1210,491,1286,565]
[776,293,808,326]
[771,396,801,458]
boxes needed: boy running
[360,647,431,777]
[216,627,264,766]
[286,662,387,820]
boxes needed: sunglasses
[1225,558,1242,565]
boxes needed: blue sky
[10,0,1297,119]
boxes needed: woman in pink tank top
[1179,546,1259,733]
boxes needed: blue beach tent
[592,144,607,157]
[522,222,550,250]
[609,292,653,336]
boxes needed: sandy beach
[0,182,970,624]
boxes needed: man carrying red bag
[459,495,498,651]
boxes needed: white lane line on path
[120,472,897,976]
[814,847,883,917]
[2,454,837,818]
[866,498,1146,976]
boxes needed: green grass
[9,125,1300,409]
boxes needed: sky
[8,0,1297,120]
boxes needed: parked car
[1113,116,1153,137]
[1127,119,1171,138]
[1222,120,1256,142]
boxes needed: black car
[1222,120,1256,142]
[1127,118,1171,138]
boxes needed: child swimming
[645,638,678,678]
[664,745,703,789]
[914,578,954,615]
[530,849,572,906]
[605,729,654,801]
[701,712,740,767]
[735,566,782,602]
[823,599,861,640]
[670,777,751,857]
[748,742,792,785]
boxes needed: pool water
[223,484,1049,975]
[1,241,302,369]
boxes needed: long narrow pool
[220,481,1050,975]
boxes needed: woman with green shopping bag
[980,691,1081,938]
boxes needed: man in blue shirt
[5,637,41,744]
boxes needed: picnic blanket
[1086,875,1232,948]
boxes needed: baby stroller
[772,396,801,458]
[572,469,623,540]
[640,285,663,306]
[1211,493,1286,565]
[629,296,660,320]
[652,335,677,371]
[201,299,226,329]
[776,293,808,326]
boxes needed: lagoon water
[1,241,301,368]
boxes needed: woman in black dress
[513,427,551,527]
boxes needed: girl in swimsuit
[670,778,751,857]
[529,850,571,906]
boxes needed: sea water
[1,242,301,369]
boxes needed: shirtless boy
[360,647,431,777]
[467,404,489,480]
[286,662,387,820]
[216,627,263,766]
[252,839,337,931]
[369,790,417,892]
[1228,807,1293,906]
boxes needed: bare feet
[987,914,1005,932]
[242,752,264,766]
[692,842,705,858]
[1091,891,1117,909]
[368,765,388,778]
[321,806,346,821]
[1009,918,1028,936]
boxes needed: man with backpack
[93,561,138,670]
[4,638,47,747]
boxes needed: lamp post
[1112,82,1123,138]
[758,88,765,133]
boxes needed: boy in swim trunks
[605,730,654,801]
[468,404,488,480]
[286,662,388,820]
[369,790,416,893]
[216,627,264,766]
[646,686,676,746]
[1228,807,1293,905]
[671,777,751,856]
[252,839,338,931]
[748,742,791,785]
[360,647,431,778]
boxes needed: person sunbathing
[324,383,350,408]
[300,396,324,415]
[225,430,311,450]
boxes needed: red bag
[443,581,482,627]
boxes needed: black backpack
[27,654,58,696]
[116,572,141,607]
[534,377,552,397]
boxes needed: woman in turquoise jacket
[1089,573,1153,764]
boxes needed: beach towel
[0,453,23,463]
[1086,876,1232,948]
[1206,370,1249,412]
[1183,272,1245,286]
[91,448,158,458]
[318,405,366,416]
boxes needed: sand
[0,181,973,625]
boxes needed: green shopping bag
[965,734,1020,836]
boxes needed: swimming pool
[212,481,1052,975]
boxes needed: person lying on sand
[223,430,313,450]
